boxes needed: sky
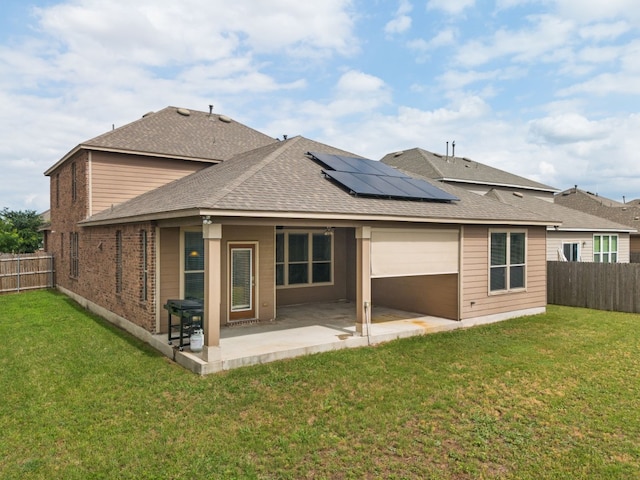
[1,0,639,213]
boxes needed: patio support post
[202,222,222,362]
[355,226,372,335]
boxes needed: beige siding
[370,228,458,277]
[372,274,458,319]
[158,227,181,333]
[276,228,350,306]
[460,225,547,320]
[547,231,630,263]
[90,151,208,214]
[222,225,276,324]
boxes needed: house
[381,147,558,200]
[45,109,558,374]
[485,190,635,262]
[555,186,640,256]
[381,148,634,262]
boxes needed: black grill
[163,299,204,351]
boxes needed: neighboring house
[381,148,558,200]
[485,190,635,262]
[381,148,634,262]
[45,110,559,373]
[555,186,640,255]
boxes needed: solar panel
[309,151,459,202]
[309,152,407,177]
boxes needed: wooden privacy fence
[547,261,640,313]
[0,253,55,294]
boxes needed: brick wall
[47,151,157,332]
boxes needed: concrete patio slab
[158,301,544,375]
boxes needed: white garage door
[371,228,459,278]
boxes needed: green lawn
[1,290,639,479]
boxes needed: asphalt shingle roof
[487,189,634,232]
[82,136,557,227]
[381,148,558,193]
[555,187,640,229]
[45,106,277,175]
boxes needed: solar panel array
[308,151,459,202]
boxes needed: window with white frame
[593,234,617,263]
[563,242,580,262]
[276,230,332,287]
[489,231,526,292]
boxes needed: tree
[0,208,44,253]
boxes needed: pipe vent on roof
[142,111,154,118]
[218,115,232,123]
[177,108,191,116]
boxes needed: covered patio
[152,301,506,375]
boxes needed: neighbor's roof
[487,189,635,233]
[44,106,277,175]
[81,136,559,227]
[381,148,558,193]
[555,187,640,230]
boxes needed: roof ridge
[417,148,445,177]
[207,136,303,205]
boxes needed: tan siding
[372,274,458,319]
[90,151,208,214]
[460,225,546,320]
[158,228,180,333]
[276,228,349,306]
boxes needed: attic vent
[218,115,232,123]
[142,111,154,118]
[177,108,191,116]
[463,157,472,162]
[433,153,443,158]
[394,151,404,157]
[512,192,524,198]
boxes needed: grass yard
[1,290,639,479]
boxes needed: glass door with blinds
[229,244,256,320]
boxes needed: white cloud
[579,21,630,41]
[426,0,475,15]
[528,113,611,144]
[385,0,413,35]
[556,0,640,23]
[455,15,575,68]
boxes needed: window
[593,234,617,263]
[69,232,79,278]
[140,230,148,302]
[184,231,204,299]
[490,231,526,292]
[563,242,580,262]
[71,162,77,202]
[276,230,332,287]
[115,231,123,294]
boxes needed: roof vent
[177,108,191,116]
[142,111,154,118]
[218,115,232,123]
[394,151,404,157]
[513,192,524,198]
[463,157,472,162]
[433,153,442,158]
